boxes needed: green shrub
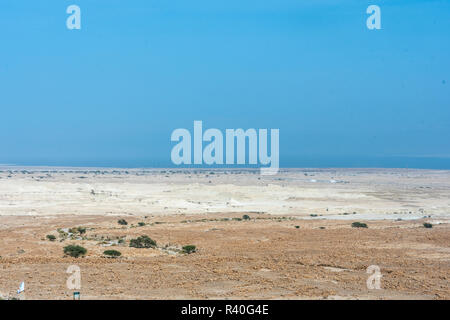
[138,222,146,227]
[118,219,128,225]
[58,229,68,239]
[46,234,56,241]
[423,223,433,229]
[351,222,368,228]
[63,245,87,258]
[182,245,196,254]
[103,250,122,257]
[69,227,86,234]
[129,235,156,248]
[242,215,251,220]
[294,226,300,229]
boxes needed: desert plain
[0,167,449,299]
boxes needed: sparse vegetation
[351,222,368,228]
[69,227,86,234]
[63,245,87,258]
[46,234,56,241]
[242,214,251,220]
[103,250,122,258]
[182,245,196,254]
[57,229,68,240]
[423,223,433,229]
[118,219,128,225]
[138,222,146,227]
[129,235,156,248]
[295,226,300,229]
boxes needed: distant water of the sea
[2,156,450,170]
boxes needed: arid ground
[0,168,449,299]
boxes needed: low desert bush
[351,222,368,228]
[57,229,68,239]
[69,227,86,234]
[118,219,128,225]
[46,234,56,241]
[103,250,122,257]
[242,215,251,220]
[129,235,156,248]
[63,245,87,258]
[423,223,433,229]
[182,245,196,254]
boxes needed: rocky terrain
[0,168,448,299]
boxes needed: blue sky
[0,0,449,168]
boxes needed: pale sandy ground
[0,167,448,299]
[1,167,450,219]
